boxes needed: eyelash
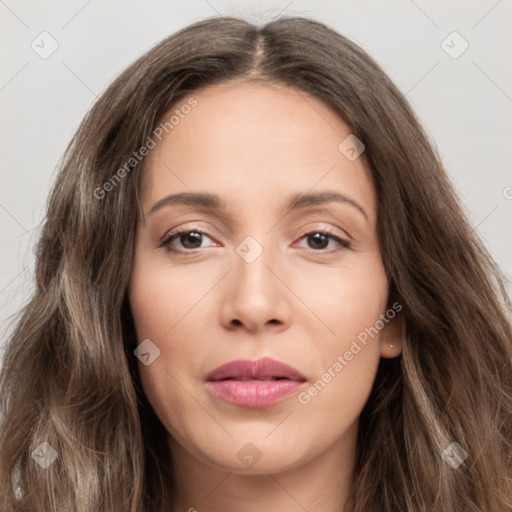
[160,226,351,254]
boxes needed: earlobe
[379,312,404,359]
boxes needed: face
[128,80,402,475]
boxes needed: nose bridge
[233,234,275,297]
[220,232,291,331]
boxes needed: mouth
[206,357,306,382]
[219,377,291,381]
[205,357,306,408]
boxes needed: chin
[191,434,312,475]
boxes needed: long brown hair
[1,15,511,512]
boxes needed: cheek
[304,251,388,348]
[297,254,387,413]
[128,257,211,430]
[129,258,214,371]
[130,282,198,442]
[128,258,180,338]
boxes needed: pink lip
[205,357,306,408]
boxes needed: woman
[1,15,511,512]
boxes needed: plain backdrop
[1,0,511,367]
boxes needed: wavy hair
[1,15,511,512]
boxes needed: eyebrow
[148,190,369,223]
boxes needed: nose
[219,241,293,334]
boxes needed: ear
[379,311,404,359]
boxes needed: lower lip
[206,380,305,408]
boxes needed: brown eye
[297,230,351,252]
[161,229,215,252]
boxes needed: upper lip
[206,357,306,382]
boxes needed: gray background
[1,0,511,362]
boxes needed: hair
[1,14,511,512]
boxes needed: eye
[296,229,351,252]
[160,227,216,253]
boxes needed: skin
[128,80,403,512]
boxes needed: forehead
[140,81,376,224]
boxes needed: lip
[205,357,306,408]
